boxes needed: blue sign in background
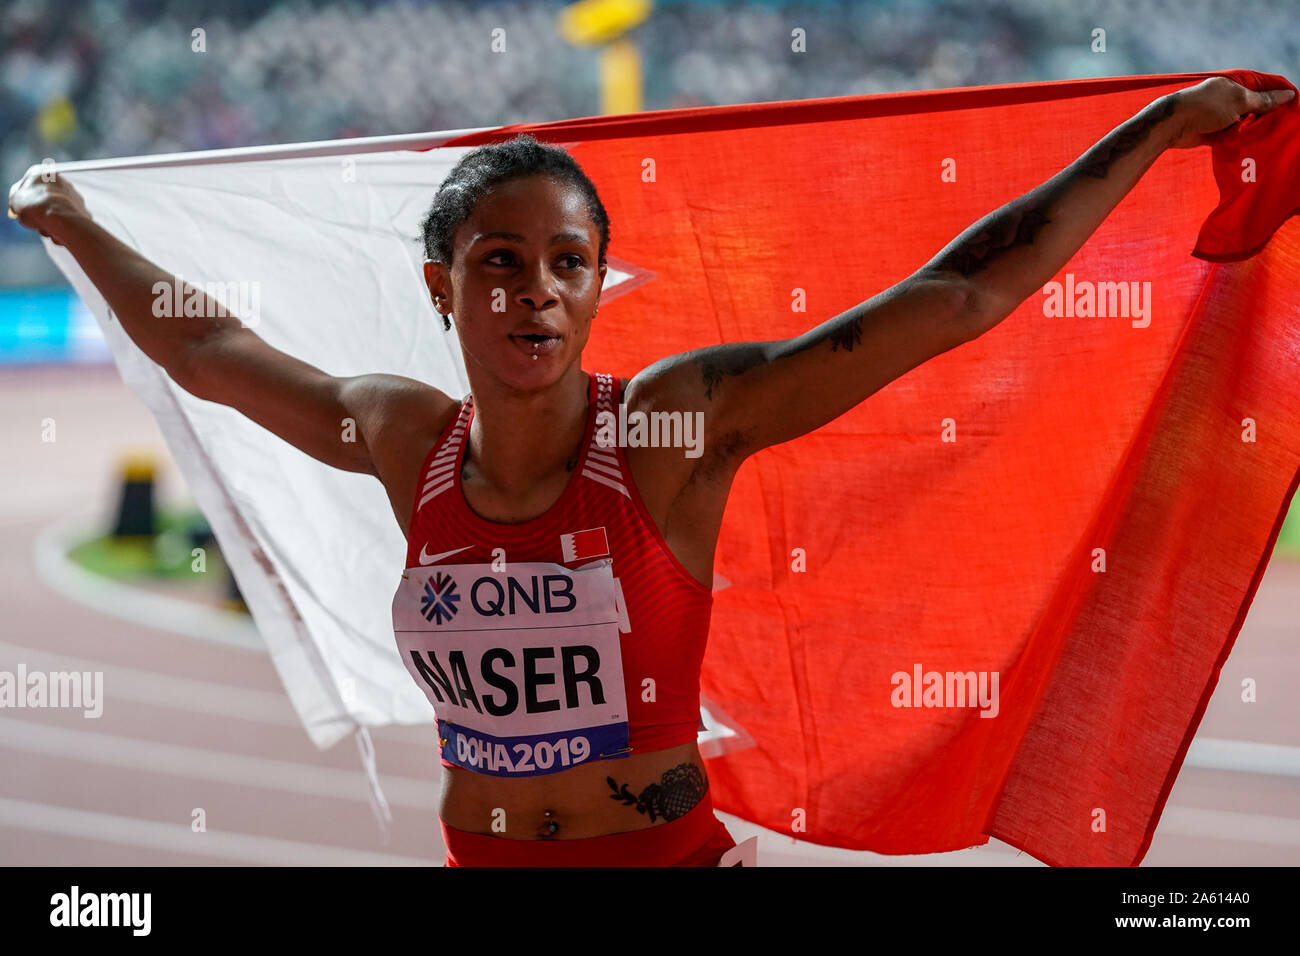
[0,287,109,366]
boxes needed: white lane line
[1158,806,1300,847]
[1185,737,1300,778]
[0,638,295,727]
[0,718,439,811]
[32,510,264,652]
[0,797,433,866]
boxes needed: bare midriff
[438,739,707,840]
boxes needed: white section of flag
[44,147,479,749]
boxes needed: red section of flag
[451,71,1300,865]
[561,527,609,563]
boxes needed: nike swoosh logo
[418,544,473,566]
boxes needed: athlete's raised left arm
[633,76,1295,461]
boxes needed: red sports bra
[392,370,714,778]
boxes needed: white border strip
[36,127,497,174]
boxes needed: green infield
[67,507,248,615]
[68,508,227,581]
[1278,499,1300,558]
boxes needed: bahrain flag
[42,69,1300,865]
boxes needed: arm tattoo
[696,314,864,400]
[933,198,1055,278]
[607,763,707,823]
[700,346,766,399]
[933,93,1179,279]
[1077,92,1178,180]
[826,317,864,352]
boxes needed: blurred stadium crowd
[1,0,1296,284]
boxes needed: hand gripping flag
[40,70,1300,865]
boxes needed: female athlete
[8,75,1293,866]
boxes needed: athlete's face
[425,174,606,391]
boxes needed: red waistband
[440,789,730,866]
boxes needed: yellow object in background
[559,0,652,47]
[113,451,158,538]
[600,39,643,115]
[37,95,77,144]
[120,452,157,483]
[560,0,650,115]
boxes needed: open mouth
[510,333,562,357]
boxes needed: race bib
[392,558,630,777]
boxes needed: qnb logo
[421,572,460,624]
[470,573,577,617]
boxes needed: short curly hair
[419,134,611,330]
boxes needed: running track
[2,366,1297,865]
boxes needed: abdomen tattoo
[607,763,708,822]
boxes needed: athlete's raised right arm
[8,169,442,478]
